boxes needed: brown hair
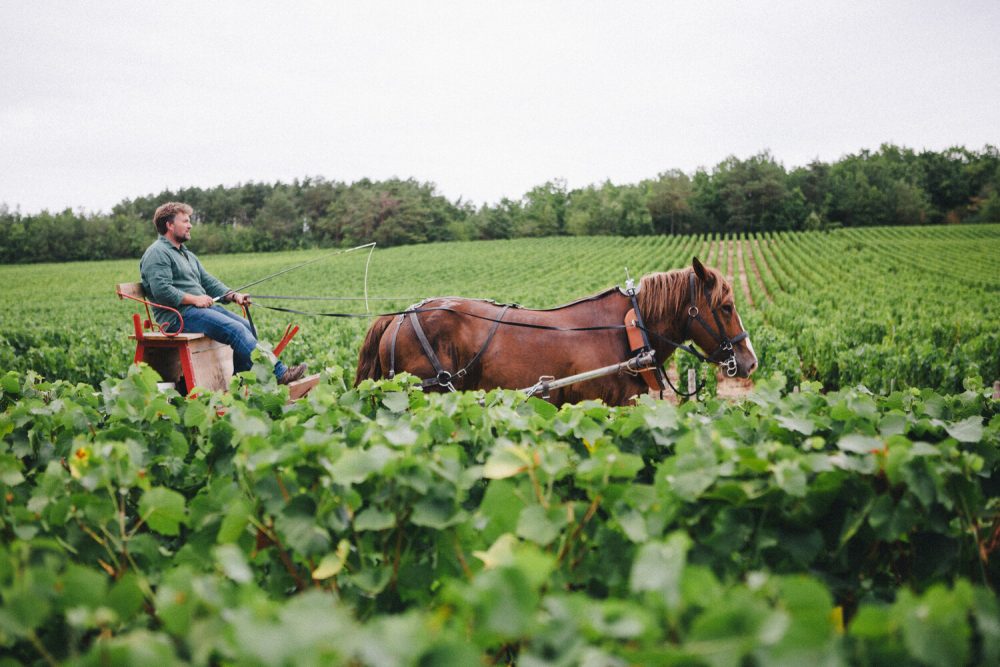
[153,202,193,235]
[637,266,731,326]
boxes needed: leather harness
[386,274,748,395]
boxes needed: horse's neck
[636,273,690,349]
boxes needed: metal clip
[437,370,456,392]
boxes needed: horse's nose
[747,359,758,376]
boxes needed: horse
[354,257,757,406]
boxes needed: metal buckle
[436,370,456,392]
[688,306,699,317]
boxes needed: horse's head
[687,257,758,378]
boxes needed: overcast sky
[2,1,998,215]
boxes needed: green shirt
[139,235,230,332]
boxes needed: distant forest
[2,144,998,263]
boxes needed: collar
[158,234,186,252]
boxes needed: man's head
[153,202,194,245]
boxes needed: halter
[681,272,749,377]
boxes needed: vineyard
[2,224,998,395]
[1,225,999,664]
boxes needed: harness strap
[406,304,512,391]
[625,308,666,395]
[387,313,405,379]
[624,284,668,396]
[407,310,453,390]
[461,304,510,376]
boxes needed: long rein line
[249,298,718,365]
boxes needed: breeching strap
[393,304,512,391]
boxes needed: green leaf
[217,498,251,543]
[945,416,983,443]
[516,505,561,546]
[354,507,396,531]
[476,480,527,544]
[1,371,20,394]
[382,391,410,413]
[214,544,253,583]
[772,460,808,497]
[411,496,464,529]
[776,415,815,435]
[312,540,350,580]
[848,604,892,639]
[275,512,331,556]
[349,566,392,595]
[139,486,187,536]
[898,583,973,667]
[483,446,530,479]
[837,434,882,454]
[107,574,145,622]
[659,448,718,502]
[0,456,24,486]
[183,400,210,429]
[529,397,558,419]
[629,532,691,611]
[0,590,50,635]
[327,445,395,485]
[60,564,109,610]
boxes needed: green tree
[645,170,694,235]
[516,181,567,237]
[473,198,519,240]
[713,151,791,232]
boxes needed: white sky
[2,1,998,215]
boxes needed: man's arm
[141,254,187,308]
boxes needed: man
[140,202,307,385]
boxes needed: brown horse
[354,257,757,405]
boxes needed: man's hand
[228,292,252,306]
[182,294,215,308]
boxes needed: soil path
[735,239,754,308]
[746,238,773,302]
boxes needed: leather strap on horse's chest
[625,308,667,392]
[399,304,512,391]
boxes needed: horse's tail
[354,315,394,385]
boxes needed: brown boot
[278,363,308,385]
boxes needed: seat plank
[131,332,205,341]
[116,282,146,299]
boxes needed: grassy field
[2,225,998,393]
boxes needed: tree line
[2,144,998,263]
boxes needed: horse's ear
[692,256,714,286]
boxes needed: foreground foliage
[1,367,998,665]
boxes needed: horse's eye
[721,304,734,316]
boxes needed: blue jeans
[181,305,287,378]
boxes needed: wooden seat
[116,282,234,393]
[117,282,319,399]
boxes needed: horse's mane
[637,266,731,325]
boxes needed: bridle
[621,269,750,400]
[681,272,749,377]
